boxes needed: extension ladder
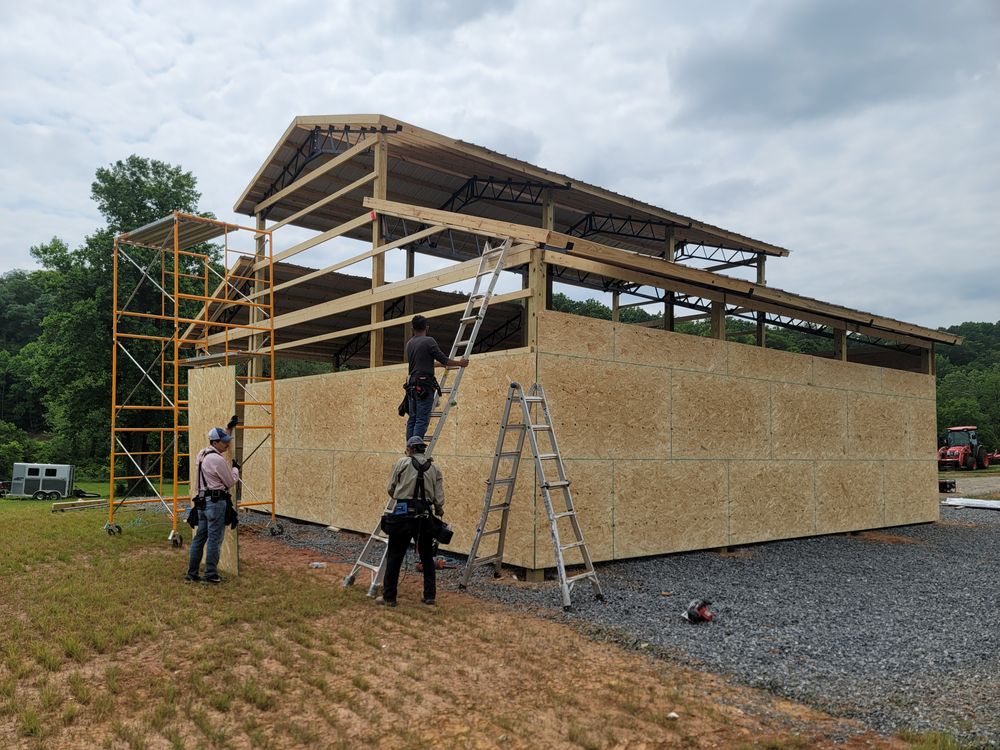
[342,238,513,596]
[459,382,604,610]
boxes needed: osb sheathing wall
[227,311,938,570]
[188,366,238,574]
[534,310,938,566]
[240,349,543,569]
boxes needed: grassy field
[0,500,972,749]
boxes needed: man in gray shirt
[403,315,468,441]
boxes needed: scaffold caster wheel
[114,524,122,535]
[269,523,284,536]
[342,575,355,588]
[171,534,182,548]
[457,583,466,590]
[563,605,573,612]
[106,526,115,536]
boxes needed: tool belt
[406,371,440,401]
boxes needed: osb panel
[671,373,770,459]
[903,398,937,460]
[452,352,536,457]
[811,356,882,393]
[538,310,614,360]
[439,454,535,570]
[728,461,815,545]
[187,366,238,575]
[770,383,848,460]
[882,368,935,400]
[613,460,728,556]
[538,354,670,460]
[270,378,305,448]
[329,452,399,535]
[883,460,939,526]
[847,393,909,460]
[614,324,727,374]
[272,449,335,526]
[299,370,369,452]
[728,341,813,385]
[814,461,884,534]
[531,459,614,570]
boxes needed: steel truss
[257,124,400,219]
[110,213,277,545]
[439,176,569,213]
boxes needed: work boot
[184,573,200,583]
[420,597,436,606]
[203,574,222,584]
[375,597,397,607]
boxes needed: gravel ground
[245,506,1000,747]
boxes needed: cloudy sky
[1,0,997,329]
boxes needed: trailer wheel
[47,491,61,501]
[32,490,46,500]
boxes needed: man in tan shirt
[379,435,445,606]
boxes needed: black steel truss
[473,311,523,354]
[439,176,569,213]
[332,296,407,369]
[257,124,401,219]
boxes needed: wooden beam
[204,245,534,347]
[257,212,373,270]
[371,134,388,368]
[612,292,620,323]
[921,344,935,375]
[833,328,848,361]
[254,136,373,213]
[273,289,533,353]
[266,171,376,232]
[710,301,725,340]
[404,246,416,321]
[365,197,562,248]
[250,225,447,301]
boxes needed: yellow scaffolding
[109,212,276,543]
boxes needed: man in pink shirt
[185,426,240,583]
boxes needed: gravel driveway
[249,500,1000,746]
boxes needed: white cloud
[1,0,997,328]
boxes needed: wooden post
[249,213,267,380]
[612,291,620,323]
[710,301,725,340]
[664,228,675,329]
[370,134,387,368]
[921,344,935,375]
[404,247,415,316]
[526,189,555,347]
[834,328,848,361]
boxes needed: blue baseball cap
[208,427,232,443]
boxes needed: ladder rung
[430,411,444,418]
[439,388,452,394]
[566,571,596,584]
[470,293,486,300]
[456,339,471,347]
[537,453,558,460]
[524,396,544,403]
[498,451,521,458]
[561,541,586,551]
[478,529,501,538]
[543,480,570,489]
[486,503,510,512]
[552,511,576,520]
[531,425,551,431]
[473,553,501,566]
[460,315,479,324]
[489,478,516,485]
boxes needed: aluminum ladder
[459,382,604,610]
[342,238,513,596]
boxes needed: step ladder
[342,238,513,596]
[459,382,604,610]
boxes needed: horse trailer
[9,463,76,500]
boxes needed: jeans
[406,393,434,442]
[382,516,436,603]
[187,497,227,577]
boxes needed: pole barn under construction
[173,114,958,573]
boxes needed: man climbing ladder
[342,238,514,596]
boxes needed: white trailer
[9,463,76,500]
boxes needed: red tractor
[937,426,990,471]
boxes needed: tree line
[0,156,996,479]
